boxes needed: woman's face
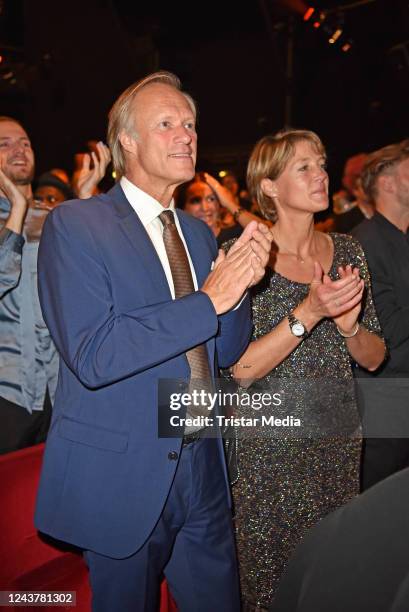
[33,185,67,209]
[271,140,329,215]
[184,181,220,231]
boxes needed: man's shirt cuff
[0,227,25,253]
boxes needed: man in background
[353,139,409,490]
[0,116,56,454]
[0,116,110,454]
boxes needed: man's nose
[174,125,192,144]
[11,141,26,155]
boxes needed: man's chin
[180,167,196,183]
[10,170,34,186]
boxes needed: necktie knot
[159,210,175,228]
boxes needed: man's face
[394,158,409,209]
[0,120,35,185]
[123,83,197,200]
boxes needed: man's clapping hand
[227,221,273,287]
[201,221,273,314]
[0,161,28,234]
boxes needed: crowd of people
[0,120,110,454]
[0,70,408,611]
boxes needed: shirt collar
[120,176,175,227]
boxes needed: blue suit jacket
[34,183,252,558]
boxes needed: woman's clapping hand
[305,262,364,323]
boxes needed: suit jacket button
[168,451,178,461]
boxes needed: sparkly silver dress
[232,233,382,611]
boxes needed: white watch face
[292,322,305,337]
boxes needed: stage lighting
[303,7,315,21]
[329,28,343,44]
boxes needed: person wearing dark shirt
[352,139,409,490]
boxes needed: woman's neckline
[271,233,337,286]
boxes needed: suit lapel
[107,183,171,300]
[105,184,213,299]
[105,184,215,368]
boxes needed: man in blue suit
[35,71,272,611]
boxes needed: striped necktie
[159,210,212,417]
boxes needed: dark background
[0,0,408,193]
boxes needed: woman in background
[230,129,385,610]
[178,172,267,245]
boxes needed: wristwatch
[288,312,309,340]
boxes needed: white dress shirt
[120,176,199,298]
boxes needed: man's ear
[260,177,278,199]
[119,130,138,156]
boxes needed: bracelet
[233,207,245,222]
[336,322,360,338]
[236,361,252,369]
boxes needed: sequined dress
[232,233,382,610]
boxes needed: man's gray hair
[107,71,196,180]
[361,139,409,204]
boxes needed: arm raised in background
[0,163,27,297]
[74,142,112,199]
